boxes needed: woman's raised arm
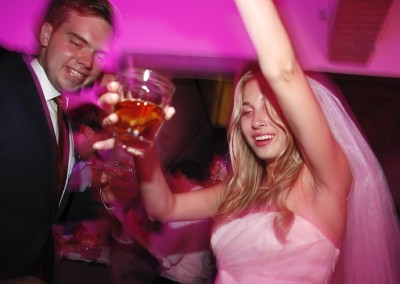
[234,0,351,193]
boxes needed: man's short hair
[44,0,115,30]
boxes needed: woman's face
[239,78,287,163]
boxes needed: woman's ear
[39,22,53,47]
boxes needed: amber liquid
[114,100,165,148]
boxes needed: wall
[331,74,400,214]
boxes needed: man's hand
[94,81,176,155]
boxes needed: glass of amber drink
[113,66,175,149]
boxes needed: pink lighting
[1,0,399,77]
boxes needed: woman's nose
[252,113,268,128]
[253,120,265,128]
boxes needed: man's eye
[71,40,82,48]
[94,53,106,63]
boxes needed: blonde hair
[216,69,303,240]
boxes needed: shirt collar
[30,58,61,102]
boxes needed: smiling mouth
[68,67,86,81]
[255,134,275,141]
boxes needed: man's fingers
[93,138,116,150]
[122,145,144,157]
[165,106,176,121]
[102,113,118,128]
[97,81,122,113]
[106,81,121,92]
[98,92,119,113]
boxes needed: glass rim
[118,67,175,94]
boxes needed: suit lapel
[22,54,59,217]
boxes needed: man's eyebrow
[67,32,88,45]
[67,32,108,54]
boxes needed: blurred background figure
[101,148,160,284]
[117,158,228,284]
[53,103,113,284]
[54,102,156,284]
[208,154,230,185]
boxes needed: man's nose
[77,50,94,69]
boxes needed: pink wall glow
[1,0,399,78]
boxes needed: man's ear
[39,22,53,47]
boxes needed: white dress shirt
[30,58,75,205]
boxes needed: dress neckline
[213,211,339,248]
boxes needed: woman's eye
[241,109,252,117]
[94,53,106,63]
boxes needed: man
[60,103,110,219]
[0,0,115,282]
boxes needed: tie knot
[54,96,68,112]
[54,96,63,109]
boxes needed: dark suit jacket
[0,47,69,281]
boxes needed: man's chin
[61,84,85,94]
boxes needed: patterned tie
[54,96,69,206]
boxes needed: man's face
[38,10,113,93]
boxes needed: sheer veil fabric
[307,73,400,284]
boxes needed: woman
[96,0,400,283]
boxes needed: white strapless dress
[211,212,340,283]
